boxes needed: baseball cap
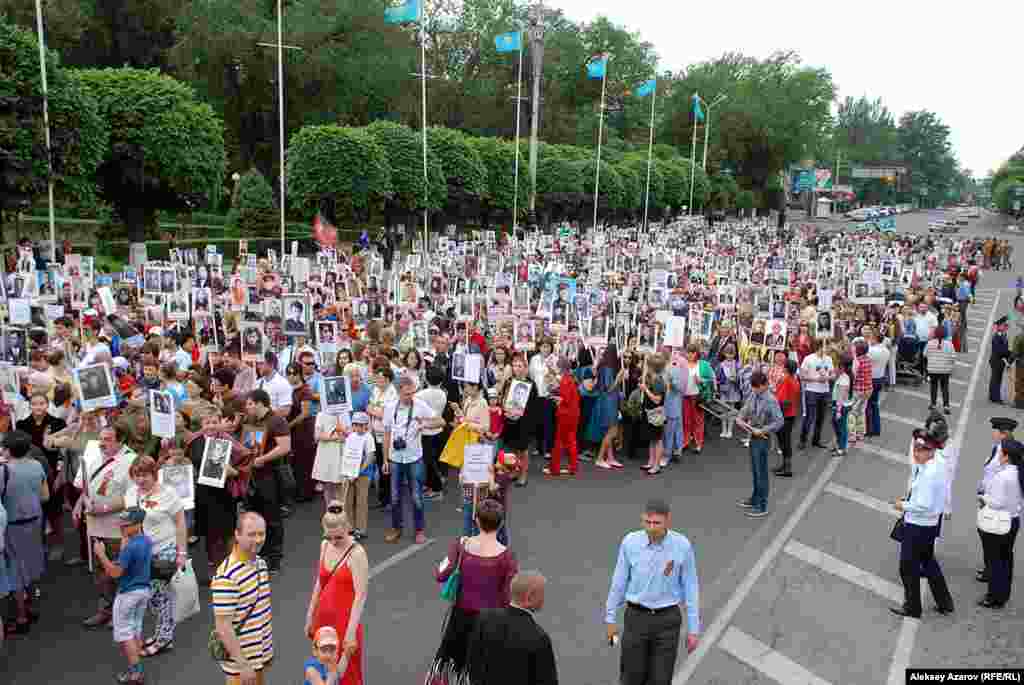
[351,412,370,425]
[119,507,146,526]
[314,626,339,647]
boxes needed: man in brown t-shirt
[243,389,291,573]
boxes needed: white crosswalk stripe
[720,627,834,685]
[879,411,925,428]
[825,482,894,516]
[854,442,906,466]
[889,387,960,407]
[785,540,903,602]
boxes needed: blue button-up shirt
[903,456,947,527]
[605,530,701,634]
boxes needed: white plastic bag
[172,559,200,624]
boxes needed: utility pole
[526,1,547,228]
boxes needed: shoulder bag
[439,537,465,602]
[209,559,267,662]
[977,505,1012,535]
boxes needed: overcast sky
[550,0,1022,177]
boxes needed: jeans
[929,373,950,407]
[800,391,828,445]
[832,405,849,451]
[390,458,425,532]
[749,438,770,512]
[867,379,884,436]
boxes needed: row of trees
[990,146,1024,214]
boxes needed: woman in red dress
[304,503,369,685]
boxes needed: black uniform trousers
[899,521,953,616]
[620,604,682,685]
[980,517,1020,605]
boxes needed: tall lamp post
[526,1,547,229]
[701,93,727,172]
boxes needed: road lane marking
[719,627,834,685]
[888,619,921,685]
[879,411,925,428]
[955,361,971,368]
[949,378,968,387]
[888,387,960,407]
[368,538,436,579]
[785,540,903,603]
[672,457,842,684]
[824,483,894,516]
[854,442,906,466]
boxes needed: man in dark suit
[989,316,1012,403]
[465,571,558,685]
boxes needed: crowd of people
[0,219,1019,684]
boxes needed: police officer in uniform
[977,417,1017,582]
[989,316,1012,403]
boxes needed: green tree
[467,136,529,224]
[364,120,446,221]
[573,159,623,225]
[898,110,957,207]
[534,150,583,227]
[77,67,225,242]
[286,125,391,222]
[660,159,688,212]
[0,21,107,219]
[227,168,276,235]
[614,161,641,218]
[426,126,487,215]
[735,189,755,216]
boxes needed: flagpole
[687,92,698,216]
[511,35,524,235]
[420,24,429,253]
[277,0,286,255]
[641,80,656,233]
[34,0,56,262]
[592,57,607,232]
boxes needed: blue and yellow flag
[635,79,656,98]
[586,54,608,80]
[384,0,420,24]
[494,31,522,54]
[692,94,705,122]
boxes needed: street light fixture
[526,1,548,228]
[701,93,727,172]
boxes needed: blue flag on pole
[494,31,522,53]
[586,54,608,80]
[384,0,420,24]
[692,94,705,122]
[635,79,656,97]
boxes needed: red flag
[312,212,338,249]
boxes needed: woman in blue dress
[590,345,624,469]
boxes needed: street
[3,210,1022,685]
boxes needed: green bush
[467,137,529,214]
[364,120,446,212]
[286,125,392,220]
[426,127,487,199]
[573,159,624,218]
[227,169,277,235]
[614,162,641,213]
[736,189,756,211]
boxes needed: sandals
[141,639,174,657]
[116,669,145,684]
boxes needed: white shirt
[382,397,436,464]
[529,355,550,398]
[124,483,184,549]
[903,456,948,527]
[981,464,1023,517]
[174,348,192,372]
[256,372,293,411]
[913,311,938,342]
[867,343,891,380]
[799,353,833,394]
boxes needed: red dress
[313,552,364,685]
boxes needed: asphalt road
[3,209,1021,685]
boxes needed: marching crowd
[0,219,1020,685]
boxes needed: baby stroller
[895,334,925,385]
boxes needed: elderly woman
[1,430,49,637]
[124,455,187,656]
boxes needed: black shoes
[889,606,921,619]
[933,604,954,615]
[976,571,990,583]
[978,597,1004,609]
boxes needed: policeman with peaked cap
[989,315,1012,403]
[977,417,1018,582]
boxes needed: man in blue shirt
[890,430,954,619]
[605,499,700,685]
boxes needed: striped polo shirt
[211,550,274,674]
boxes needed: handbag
[889,517,904,543]
[645,406,666,427]
[439,538,465,602]
[172,560,201,624]
[151,557,179,582]
[209,561,265,662]
[977,505,1012,535]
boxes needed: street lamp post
[526,1,547,229]
[701,93,727,172]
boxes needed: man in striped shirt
[212,512,273,685]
